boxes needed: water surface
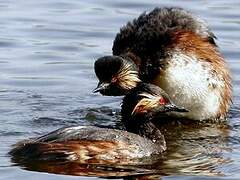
[0,0,240,179]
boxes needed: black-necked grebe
[94,7,232,121]
[10,83,188,164]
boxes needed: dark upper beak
[164,103,189,112]
[93,82,110,93]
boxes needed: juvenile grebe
[94,7,232,121]
[10,83,188,163]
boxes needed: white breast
[153,52,224,120]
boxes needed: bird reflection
[151,118,233,176]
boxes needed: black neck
[121,84,165,146]
[123,115,165,145]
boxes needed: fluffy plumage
[113,7,216,81]
[94,7,232,120]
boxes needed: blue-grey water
[0,0,240,179]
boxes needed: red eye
[159,97,166,105]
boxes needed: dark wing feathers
[113,7,216,56]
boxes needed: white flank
[153,52,224,120]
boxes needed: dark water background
[0,0,240,179]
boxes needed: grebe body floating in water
[10,83,188,164]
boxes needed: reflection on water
[0,0,240,179]
[11,161,158,178]
[159,123,232,176]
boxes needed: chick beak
[93,82,110,93]
[164,103,189,112]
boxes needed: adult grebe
[94,7,232,121]
[10,83,188,164]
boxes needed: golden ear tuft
[131,93,161,115]
[117,62,140,90]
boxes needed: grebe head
[122,83,188,133]
[94,56,140,96]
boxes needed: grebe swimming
[10,83,187,164]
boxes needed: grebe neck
[123,115,165,146]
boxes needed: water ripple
[0,0,239,179]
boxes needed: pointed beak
[164,103,189,112]
[93,82,110,93]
